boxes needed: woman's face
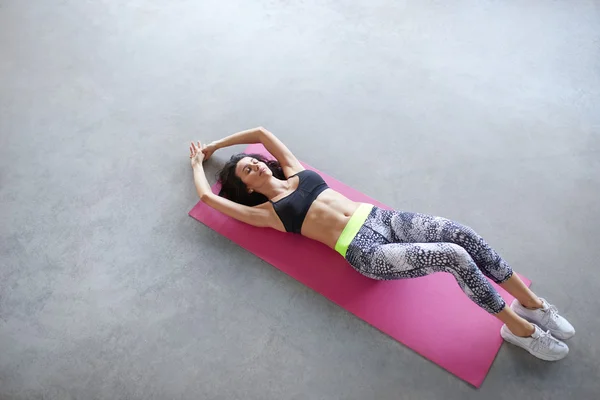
[235,156,272,192]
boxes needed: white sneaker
[510,298,575,340]
[501,324,569,361]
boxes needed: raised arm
[190,141,273,228]
[207,127,304,178]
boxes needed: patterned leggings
[345,206,513,314]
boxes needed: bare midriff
[298,189,362,250]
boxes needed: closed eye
[246,159,258,173]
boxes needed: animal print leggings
[345,206,513,314]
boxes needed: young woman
[189,127,575,361]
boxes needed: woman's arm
[209,127,304,177]
[211,127,264,149]
[192,163,214,198]
[200,127,263,161]
[194,164,272,228]
[190,141,273,228]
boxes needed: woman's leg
[345,207,571,360]
[348,208,530,320]
[499,273,543,309]
[389,212,545,308]
[384,210,574,341]
[352,240,518,317]
[389,211,515,284]
[495,306,535,336]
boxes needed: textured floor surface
[1,1,599,399]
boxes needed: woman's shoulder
[285,167,306,179]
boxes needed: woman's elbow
[200,193,213,203]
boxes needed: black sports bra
[269,170,330,233]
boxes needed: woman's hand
[201,141,219,161]
[189,141,206,168]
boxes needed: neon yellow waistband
[334,203,374,258]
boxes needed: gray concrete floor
[1,0,599,399]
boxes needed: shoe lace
[541,303,560,326]
[532,329,560,352]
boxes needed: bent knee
[444,243,477,269]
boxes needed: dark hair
[217,153,285,206]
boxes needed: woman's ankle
[521,298,544,310]
[511,323,535,337]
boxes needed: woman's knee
[443,222,486,256]
[445,243,478,271]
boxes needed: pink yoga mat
[189,144,531,387]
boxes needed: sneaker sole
[501,330,568,361]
